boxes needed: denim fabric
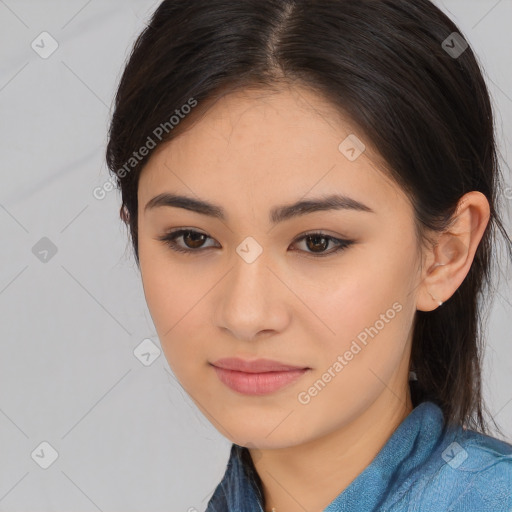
[205,401,512,511]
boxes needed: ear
[120,204,130,224]
[416,191,491,312]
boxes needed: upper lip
[211,357,309,373]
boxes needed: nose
[213,250,291,342]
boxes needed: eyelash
[156,228,354,258]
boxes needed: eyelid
[156,227,355,258]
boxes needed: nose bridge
[226,242,272,312]
[215,238,287,339]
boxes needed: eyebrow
[144,192,375,223]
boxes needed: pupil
[185,231,205,248]
[308,235,327,252]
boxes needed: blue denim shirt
[205,401,512,511]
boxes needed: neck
[252,384,413,512]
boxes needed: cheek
[315,241,417,374]
[139,254,174,332]
[139,237,199,330]
[138,248,214,383]
[292,260,415,427]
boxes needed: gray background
[0,1,511,510]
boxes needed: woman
[105,0,512,510]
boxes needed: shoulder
[388,426,512,511]
[436,428,512,511]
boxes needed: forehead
[138,85,409,219]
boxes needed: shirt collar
[206,401,446,511]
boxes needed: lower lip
[212,366,309,395]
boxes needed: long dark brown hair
[105,0,512,436]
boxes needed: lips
[210,357,309,373]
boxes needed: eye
[156,228,219,254]
[290,231,354,257]
[156,228,354,257]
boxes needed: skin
[134,84,490,511]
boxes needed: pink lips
[210,357,310,395]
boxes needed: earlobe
[427,290,443,307]
[416,191,490,312]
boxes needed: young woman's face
[137,85,424,448]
